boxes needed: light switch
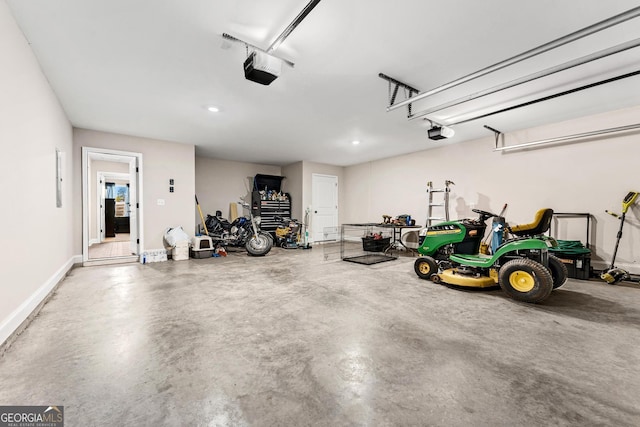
[157,199,165,206]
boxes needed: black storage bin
[190,248,214,259]
[362,237,391,252]
[253,174,284,192]
[552,252,592,280]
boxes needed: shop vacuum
[601,191,639,284]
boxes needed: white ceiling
[7,0,640,166]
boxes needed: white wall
[73,129,195,251]
[281,161,303,220]
[0,2,74,345]
[344,105,640,273]
[194,158,344,241]
[195,157,281,227]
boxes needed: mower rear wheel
[414,257,438,280]
[498,258,553,303]
[548,255,568,289]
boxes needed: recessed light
[352,140,361,145]
[207,106,220,113]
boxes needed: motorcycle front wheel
[245,231,272,256]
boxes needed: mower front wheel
[498,258,553,303]
[414,257,438,280]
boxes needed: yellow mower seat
[508,208,554,237]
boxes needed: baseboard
[83,255,138,267]
[89,238,99,246]
[0,255,78,354]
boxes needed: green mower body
[417,218,486,257]
[414,209,565,303]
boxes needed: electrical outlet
[157,199,165,206]
[169,187,174,193]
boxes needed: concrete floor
[1,247,640,426]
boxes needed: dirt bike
[414,208,567,303]
[203,202,272,256]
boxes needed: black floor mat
[343,254,397,265]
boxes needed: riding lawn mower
[414,208,567,303]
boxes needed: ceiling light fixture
[207,106,220,112]
[352,140,361,145]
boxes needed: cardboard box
[172,242,189,261]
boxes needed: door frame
[97,171,130,243]
[311,173,339,243]
[82,147,144,263]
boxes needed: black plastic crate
[362,237,391,252]
[553,252,591,280]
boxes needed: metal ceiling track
[484,125,503,148]
[495,123,640,152]
[378,73,420,115]
[222,0,322,69]
[267,0,322,53]
[451,69,640,127]
[408,38,640,121]
[222,33,295,68]
[387,6,640,113]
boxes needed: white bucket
[172,242,189,261]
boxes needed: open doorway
[92,171,131,258]
[82,147,143,265]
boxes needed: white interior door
[98,174,105,242]
[128,158,139,255]
[312,174,338,242]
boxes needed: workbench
[340,223,422,264]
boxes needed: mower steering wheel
[472,208,499,220]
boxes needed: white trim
[83,256,139,267]
[83,148,89,259]
[97,171,104,242]
[89,238,99,246]
[0,256,78,347]
[82,147,144,262]
[97,171,131,243]
[101,172,130,181]
[132,156,143,256]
